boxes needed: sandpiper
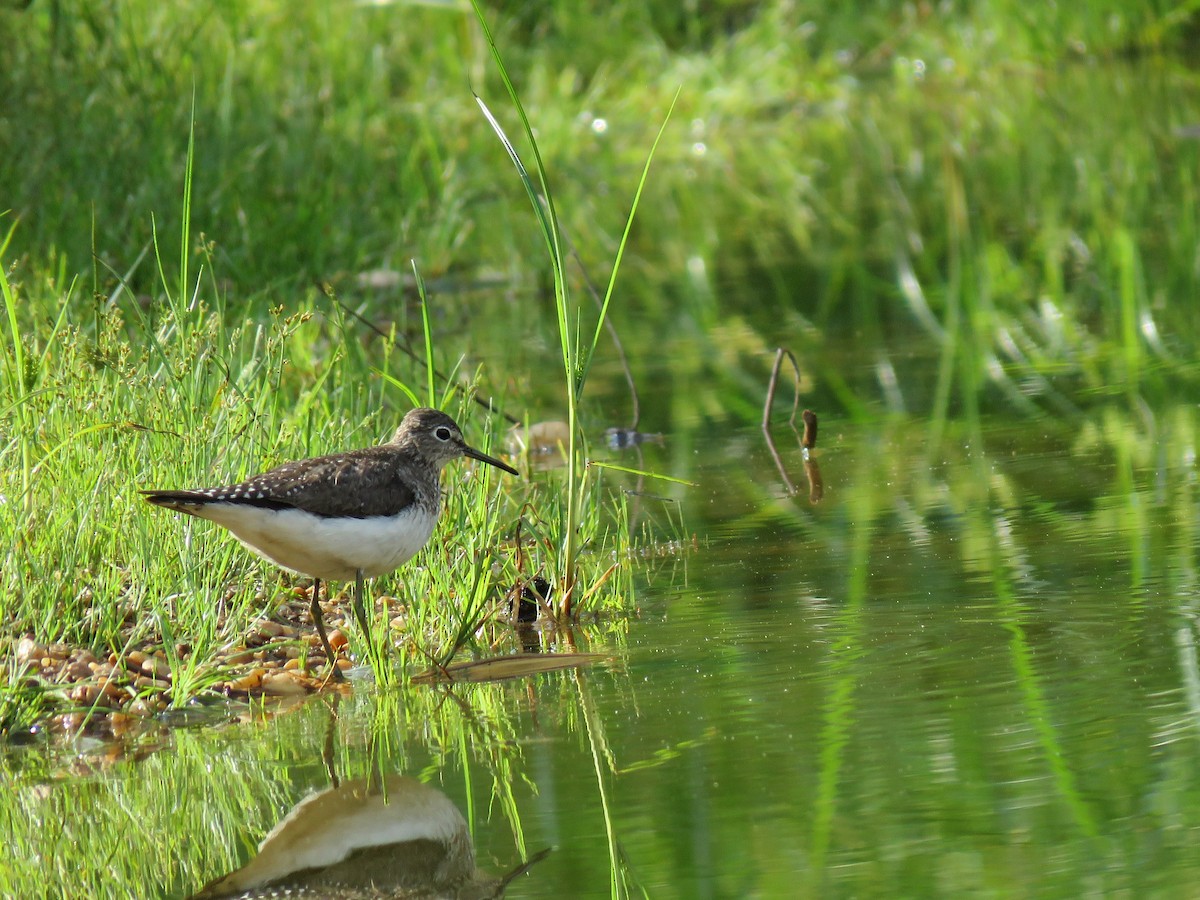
[142,407,519,677]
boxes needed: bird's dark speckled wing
[143,445,421,519]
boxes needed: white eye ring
[435,426,453,441]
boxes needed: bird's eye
[435,426,453,441]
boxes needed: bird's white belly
[200,504,438,582]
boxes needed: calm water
[7,388,1200,899]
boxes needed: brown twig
[762,347,802,430]
[762,348,823,503]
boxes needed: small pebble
[128,698,154,716]
[94,662,117,679]
[140,657,171,680]
[99,679,124,704]
[69,684,99,705]
[261,672,307,696]
[258,621,284,638]
[16,638,41,663]
[225,670,263,693]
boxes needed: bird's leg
[352,568,374,661]
[309,578,344,681]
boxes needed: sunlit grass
[0,230,546,714]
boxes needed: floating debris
[801,409,818,450]
[506,420,570,456]
[412,652,608,685]
[604,427,664,450]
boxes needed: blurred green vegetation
[3,0,1198,382]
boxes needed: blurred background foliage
[3,0,1198,422]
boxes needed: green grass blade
[467,3,563,268]
[0,230,32,513]
[588,460,696,487]
[411,260,436,407]
[179,90,196,309]
[581,88,680,391]
[472,94,557,268]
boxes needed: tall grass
[470,1,674,617]
[0,217,522,705]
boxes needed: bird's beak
[463,444,520,476]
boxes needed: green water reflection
[7,394,1200,898]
